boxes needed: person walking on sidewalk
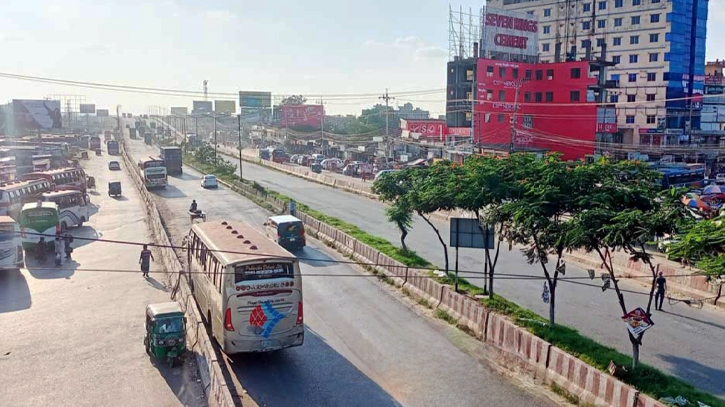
[655,271,667,310]
[139,244,154,277]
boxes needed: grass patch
[550,383,581,405]
[402,287,411,297]
[435,309,458,325]
[417,297,431,308]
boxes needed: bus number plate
[260,340,273,350]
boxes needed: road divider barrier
[120,142,237,407]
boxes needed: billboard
[170,107,188,116]
[481,7,539,58]
[401,119,447,139]
[215,100,236,114]
[192,101,213,115]
[12,99,62,130]
[96,109,110,117]
[79,104,96,114]
[239,91,272,109]
[280,105,324,127]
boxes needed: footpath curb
[120,143,238,407]
[186,158,675,407]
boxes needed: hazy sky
[0,0,722,117]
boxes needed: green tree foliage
[279,95,307,106]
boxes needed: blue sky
[0,0,722,117]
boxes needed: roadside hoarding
[214,100,236,115]
[401,119,447,139]
[12,99,62,130]
[280,105,324,127]
[239,91,272,109]
[170,107,188,116]
[79,104,96,114]
[481,7,539,58]
[192,101,213,115]
[96,109,110,117]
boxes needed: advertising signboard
[79,104,96,114]
[280,105,324,127]
[401,119,447,139]
[481,7,539,58]
[12,99,62,130]
[170,107,189,116]
[192,101,213,115]
[705,76,724,85]
[239,91,272,109]
[621,308,653,336]
[596,123,618,133]
[448,127,471,136]
[214,100,236,115]
[96,109,110,117]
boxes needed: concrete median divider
[120,143,238,407]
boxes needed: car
[201,174,218,189]
[108,160,121,171]
[374,169,400,181]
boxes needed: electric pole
[509,83,522,154]
[238,114,243,181]
[213,113,217,159]
[379,88,395,160]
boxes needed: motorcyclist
[189,200,198,213]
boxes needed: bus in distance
[42,190,91,230]
[186,220,304,353]
[0,179,54,219]
[90,136,102,151]
[107,140,120,155]
[0,216,24,270]
[22,167,87,193]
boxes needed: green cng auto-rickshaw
[144,302,187,367]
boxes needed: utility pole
[379,88,395,160]
[509,84,522,154]
[238,114,243,181]
[213,113,217,159]
[203,80,209,101]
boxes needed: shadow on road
[227,328,400,407]
[659,308,725,331]
[152,184,187,199]
[110,195,130,201]
[298,246,337,269]
[175,173,201,181]
[25,256,78,280]
[145,275,168,292]
[70,226,101,250]
[151,350,207,407]
[0,269,31,313]
[658,353,725,398]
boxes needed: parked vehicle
[201,174,218,189]
[19,201,59,250]
[42,190,91,230]
[289,154,300,164]
[264,215,305,251]
[144,302,187,367]
[374,169,400,182]
[0,216,24,270]
[310,163,322,173]
[311,154,325,162]
[159,146,183,175]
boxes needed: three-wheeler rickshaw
[144,302,187,367]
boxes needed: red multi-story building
[474,58,597,160]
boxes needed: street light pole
[238,114,243,181]
[213,113,217,160]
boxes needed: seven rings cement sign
[481,7,539,57]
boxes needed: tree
[386,204,413,251]
[360,104,398,130]
[279,95,307,106]
[373,171,415,251]
[570,159,685,368]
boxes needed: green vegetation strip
[183,154,722,407]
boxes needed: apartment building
[487,0,708,147]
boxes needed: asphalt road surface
[125,136,561,407]
[204,149,725,398]
[0,143,206,407]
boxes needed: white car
[201,174,218,189]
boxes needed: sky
[0,0,722,117]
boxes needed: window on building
[467,91,473,101]
[466,69,474,81]
[649,53,659,62]
[650,33,659,43]
[582,39,592,51]
[545,91,554,102]
[487,89,493,100]
[486,66,494,77]
[536,70,543,80]
[650,14,660,23]
[524,92,531,103]
[646,115,656,124]
[614,18,623,27]
[647,72,656,81]
[583,3,591,11]
[632,0,641,5]
[499,67,506,78]
[646,94,656,102]
[512,68,519,79]
[628,73,637,82]
[615,0,623,7]
[612,55,621,64]
[652,0,660,3]
[613,37,622,46]
[626,115,635,124]
[610,94,619,103]
[542,43,550,52]
[525,70,532,80]
[611,74,620,82]
[582,21,591,30]
[598,1,606,10]
[629,54,638,63]
[597,38,605,47]
[627,94,636,102]
[535,92,543,102]
[597,20,606,29]
[498,90,506,101]
[546,69,554,80]
[484,113,491,123]
[570,91,581,102]
[498,114,505,123]
[630,35,639,45]
[544,8,551,17]
[571,67,581,79]
[631,16,640,25]
[543,25,551,34]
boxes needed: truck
[129,128,138,139]
[107,140,120,155]
[90,136,102,151]
[159,146,182,175]
[104,130,112,141]
[144,133,153,145]
[134,120,141,130]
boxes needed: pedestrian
[54,233,65,266]
[63,231,74,259]
[655,271,667,310]
[139,244,154,277]
[36,237,47,263]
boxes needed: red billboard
[596,123,618,133]
[280,105,324,127]
[402,119,447,139]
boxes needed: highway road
[204,148,725,397]
[0,143,206,407]
[125,136,561,407]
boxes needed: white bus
[0,216,24,269]
[138,158,167,189]
[0,179,54,219]
[42,190,91,230]
[186,220,304,353]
